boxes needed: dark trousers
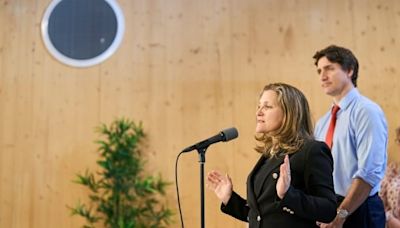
[336,193,385,228]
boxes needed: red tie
[325,105,340,149]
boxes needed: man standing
[313,45,387,228]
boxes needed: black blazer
[221,140,337,228]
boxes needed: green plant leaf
[69,118,173,228]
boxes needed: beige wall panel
[1,0,400,227]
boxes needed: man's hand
[317,216,345,228]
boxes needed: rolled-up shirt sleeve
[352,102,387,189]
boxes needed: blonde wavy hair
[255,83,314,157]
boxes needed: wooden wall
[1,0,399,227]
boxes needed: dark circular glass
[48,0,117,59]
[41,0,124,67]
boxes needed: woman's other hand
[207,170,233,205]
[277,155,291,199]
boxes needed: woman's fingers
[226,173,232,183]
[207,170,222,183]
[284,155,291,182]
[281,155,291,179]
[285,155,291,176]
[277,155,291,199]
[207,170,227,189]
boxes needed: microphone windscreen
[221,127,238,141]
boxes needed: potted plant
[69,118,173,228]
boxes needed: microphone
[182,127,238,152]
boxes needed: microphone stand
[197,146,208,228]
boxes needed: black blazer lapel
[247,155,266,211]
[247,154,284,210]
[253,154,284,197]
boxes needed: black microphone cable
[175,127,238,228]
[175,151,185,228]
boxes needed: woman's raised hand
[206,170,233,205]
[276,155,291,199]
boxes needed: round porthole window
[41,0,125,68]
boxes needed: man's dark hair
[313,45,359,87]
